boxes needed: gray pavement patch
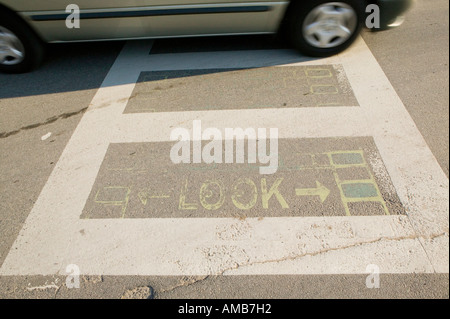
[82,137,404,219]
[0,220,22,267]
[83,275,103,284]
[124,65,359,113]
[121,286,154,299]
[0,274,448,299]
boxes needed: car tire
[288,0,364,57]
[0,11,45,73]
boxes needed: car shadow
[0,35,321,100]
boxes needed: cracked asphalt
[0,0,448,299]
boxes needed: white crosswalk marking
[0,37,448,276]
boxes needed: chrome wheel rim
[303,2,358,49]
[0,26,25,66]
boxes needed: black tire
[0,11,45,73]
[287,0,365,57]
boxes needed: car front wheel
[288,0,364,57]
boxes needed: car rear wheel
[0,12,44,73]
[288,0,364,57]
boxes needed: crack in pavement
[155,232,448,297]
[5,234,446,298]
[0,107,88,139]
[216,232,449,276]
[159,275,210,295]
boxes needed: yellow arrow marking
[295,181,330,203]
[138,190,170,206]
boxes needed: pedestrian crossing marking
[310,84,339,94]
[326,151,390,216]
[305,68,333,78]
[124,65,359,113]
[93,186,131,219]
[80,139,403,219]
[0,38,447,276]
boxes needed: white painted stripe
[112,108,368,143]
[0,216,433,275]
[0,38,447,276]
[340,39,449,273]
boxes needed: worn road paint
[82,138,401,219]
[124,65,358,113]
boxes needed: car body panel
[1,0,279,11]
[1,1,289,42]
[0,0,413,43]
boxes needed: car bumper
[372,0,414,30]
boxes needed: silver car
[0,0,412,73]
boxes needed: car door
[4,0,287,42]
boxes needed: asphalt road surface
[0,0,448,299]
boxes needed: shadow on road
[0,35,317,99]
